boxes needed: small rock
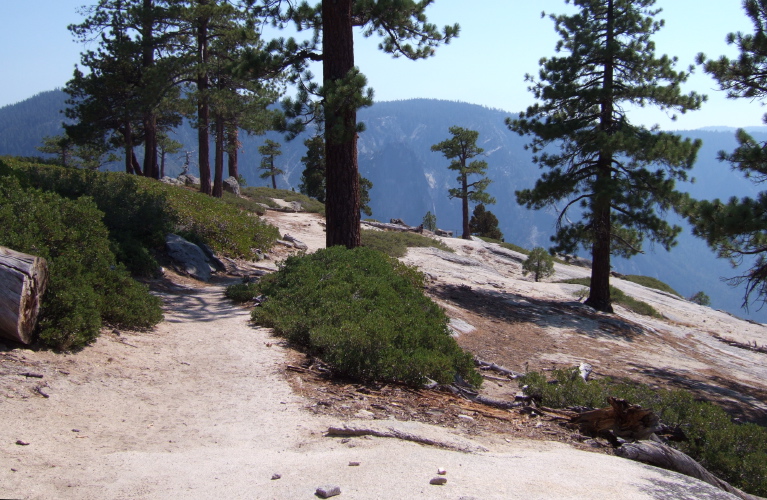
[348,461,360,466]
[315,485,341,498]
[271,473,281,480]
[15,440,29,446]
[340,438,351,444]
[429,477,447,485]
[457,414,474,422]
[71,429,80,433]
[354,409,375,419]
[437,467,446,475]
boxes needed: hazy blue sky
[0,0,760,130]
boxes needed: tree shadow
[151,276,247,323]
[430,283,645,342]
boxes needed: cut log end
[0,247,48,344]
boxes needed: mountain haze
[2,93,766,321]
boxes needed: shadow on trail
[151,278,247,324]
[430,283,645,342]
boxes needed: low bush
[240,186,326,215]
[558,277,662,317]
[225,282,259,303]
[0,177,163,350]
[519,368,767,496]
[1,159,279,273]
[361,230,453,258]
[252,246,480,387]
[623,275,682,298]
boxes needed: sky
[0,0,762,131]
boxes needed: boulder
[282,234,308,251]
[165,234,212,281]
[177,173,200,186]
[223,176,240,196]
[160,176,184,187]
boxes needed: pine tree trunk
[323,0,360,249]
[585,0,615,314]
[123,121,135,175]
[461,173,470,239]
[197,1,211,195]
[227,125,238,179]
[131,151,143,176]
[213,114,224,198]
[141,0,158,179]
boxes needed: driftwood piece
[474,358,524,379]
[0,247,48,344]
[571,397,661,441]
[616,441,761,500]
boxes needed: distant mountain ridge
[2,92,766,321]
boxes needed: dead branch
[616,441,761,500]
[474,358,524,378]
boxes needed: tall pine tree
[508,0,704,312]
[255,0,458,248]
[688,0,767,306]
[431,126,495,240]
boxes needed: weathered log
[474,358,524,378]
[362,220,423,233]
[0,247,48,344]
[616,441,761,500]
[571,397,661,441]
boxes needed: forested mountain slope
[2,93,766,321]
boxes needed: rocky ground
[0,204,765,499]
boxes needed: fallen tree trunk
[616,441,761,500]
[361,220,423,233]
[0,247,48,344]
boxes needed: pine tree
[431,126,495,240]
[688,0,767,306]
[522,247,555,283]
[258,139,284,189]
[470,203,503,241]
[299,134,326,202]
[422,211,437,231]
[257,0,458,248]
[508,0,704,313]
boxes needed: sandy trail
[0,211,747,499]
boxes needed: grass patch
[623,275,683,298]
[252,246,480,387]
[241,186,325,215]
[519,368,767,497]
[557,277,662,317]
[361,230,454,258]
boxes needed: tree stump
[0,247,48,344]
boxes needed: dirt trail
[0,210,752,499]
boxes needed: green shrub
[361,230,453,258]
[522,247,556,282]
[225,282,259,302]
[0,178,162,350]
[252,246,480,386]
[519,369,767,496]
[240,186,326,215]
[623,275,682,298]
[558,278,661,317]
[1,159,279,271]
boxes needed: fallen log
[0,247,48,344]
[616,441,761,500]
[474,358,524,378]
[361,220,423,233]
[571,397,661,441]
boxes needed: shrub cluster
[225,282,259,303]
[519,368,767,496]
[361,229,453,258]
[2,159,279,273]
[623,275,682,298]
[0,177,163,350]
[252,246,480,387]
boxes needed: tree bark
[123,121,135,175]
[197,0,211,195]
[461,173,470,239]
[0,247,48,345]
[227,125,239,179]
[323,0,361,249]
[585,0,615,313]
[212,114,224,198]
[141,0,158,179]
